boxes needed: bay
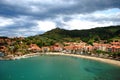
[0,55,120,80]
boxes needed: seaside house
[63,45,74,53]
[63,45,78,54]
[53,43,63,52]
[108,41,120,52]
[93,43,109,52]
[108,46,120,52]
[85,45,93,52]
[77,45,85,54]
[63,42,88,54]
[52,45,63,52]
[28,44,41,52]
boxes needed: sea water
[0,55,120,80]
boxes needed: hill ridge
[39,25,120,43]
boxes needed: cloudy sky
[0,0,120,37]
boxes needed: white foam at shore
[12,53,40,60]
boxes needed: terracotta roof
[29,44,41,50]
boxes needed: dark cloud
[0,25,43,37]
[0,0,120,37]
[0,0,120,19]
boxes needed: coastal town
[0,37,120,60]
[1,0,120,80]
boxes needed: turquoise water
[0,55,120,80]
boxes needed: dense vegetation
[0,25,120,59]
[1,25,120,48]
[26,25,120,46]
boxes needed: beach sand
[45,52,120,67]
[3,52,120,67]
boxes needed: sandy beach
[1,52,120,67]
[44,52,120,67]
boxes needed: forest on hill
[1,25,120,47]
[0,25,120,58]
[25,25,120,47]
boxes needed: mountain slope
[26,25,120,47]
[41,25,120,42]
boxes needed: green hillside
[25,25,120,47]
[41,25,120,41]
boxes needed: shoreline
[43,52,120,67]
[0,53,40,60]
[1,52,120,67]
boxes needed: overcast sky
[0,0,120,37]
